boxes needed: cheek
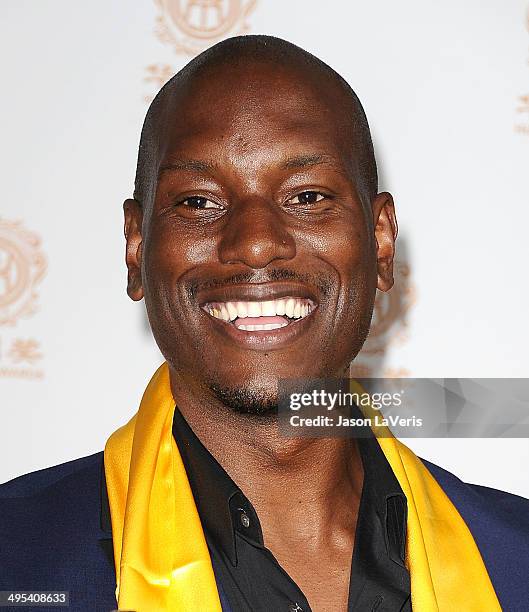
[302,213,374,276]
[140,227,190,328]
[141,222,220,351]
[143,221,215,289]
[305,216,376,326]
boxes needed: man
[1,35,528,612]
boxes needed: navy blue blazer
[1,451,528,611]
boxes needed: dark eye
[288,191,326,205]
[178,196,222,209]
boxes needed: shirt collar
[176,407,276,565]
[356,434,408,567]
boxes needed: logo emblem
[0,218,47,326]
[155,0,257,55]
[514,5,529,134]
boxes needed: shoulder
[0,452,116,610]
[0,450,106,542]
[0,451,106,543]
[422,458,529,611]
[422,458,529,529]
[0,451,104,498]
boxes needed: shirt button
[288,604,303,612]
[239,511,250,528]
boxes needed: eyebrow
[282,154,334,170]
[158,159,217,177]
[157,153,339,179]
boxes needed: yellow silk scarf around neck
[104,363,501,611]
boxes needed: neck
[169,366,363,548]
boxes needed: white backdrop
[1,1,528,497]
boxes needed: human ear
[372,192,398,292]
[123,198,144,301]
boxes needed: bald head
[133,35,378,211]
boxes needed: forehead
[159,60,356,171]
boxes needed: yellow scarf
[104,363,501,611]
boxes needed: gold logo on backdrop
[8,338,43,364]
[515,6,529,134]
[0,218,46,326]
[350,260,416,378]
[0,219,46,380]
[155,0,257,56]
[0,337,44,379]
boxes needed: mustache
[186,268,333,300]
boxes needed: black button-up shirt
[172,408,411,611]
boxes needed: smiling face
[124,43,397,414]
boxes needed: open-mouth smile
[201,297,317,331]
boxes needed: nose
[218,196,296,268]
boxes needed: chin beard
[209,382,278,417]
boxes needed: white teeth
[247,302,261,317]
[293,301,301,318]
[236,301,248,318]
[219,303,230,321]
[261,300,276,316]
[238,324,255,331]
[275,299,286,316]
[226,302,238,321]
[238,322,288,331]
[203,297,316,323]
